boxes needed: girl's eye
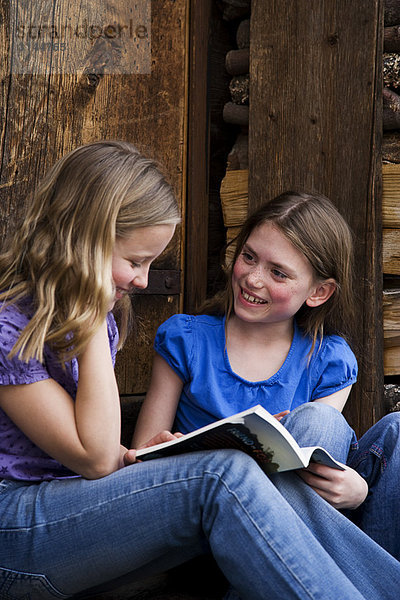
[272,269,287,280]
[241,251,254,262]
[130,261,141,269]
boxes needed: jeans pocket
[0,567,69,599]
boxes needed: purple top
[0,300,119,482]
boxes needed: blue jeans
[1,446,400,600]
[281,402,358,463]
[347,411,400,560]
[282,403,400,559]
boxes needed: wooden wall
[0,0,390,439]
[0,0,188,396]
[249,0,384,436]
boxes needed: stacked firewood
[222,12,249,172]
[216,2,251,265]
[384,1,400,133]
[383,1,400,383]
[223,19,249,135]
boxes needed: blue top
[155,314,358,434]
[0,299,119,482]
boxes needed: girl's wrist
[349,474,369,510]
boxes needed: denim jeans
[286,404,400,562]
[281,402,358,463]
[347,411,400,560]
[282,404,400,560]
[1,414,399,599]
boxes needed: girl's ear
[306,279,336,308]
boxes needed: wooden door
[0,0,188,396]
[249,0,383,436]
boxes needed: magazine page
[238,410,344,472]
[135,404,344,473]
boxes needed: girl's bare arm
[314,385,352,412]
[132,353,183,449]
[0,320,122,479]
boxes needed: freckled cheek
[232,260,242,277]
[269,288,290,303]
[232,261,246,286]
[268,283,299,304]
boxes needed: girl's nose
[132,267,149,290]
[246,267,264,288]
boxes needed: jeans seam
[0,473,212,533]
[348,446,387,475]
[0,566,69,598]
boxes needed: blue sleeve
[154,314,193,383]
[311,336,358,400]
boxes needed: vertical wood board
[0,0,188,394]
[184,0,211,313]
[249,0,383,436]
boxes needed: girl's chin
[233,297,272,324]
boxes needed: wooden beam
[184,0,211,313]
[249,0,384,436]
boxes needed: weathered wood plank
[220,169,248,226]
[384,346,400,376]
[184,0,211,313]
[0,0,188,395]
[249,0,383,435]
[383,286,400,345]
[114,294,180,395]
[383,162,400,227]
[383,228,400,274]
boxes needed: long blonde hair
[0,140,180,363]
[201,190,355,349]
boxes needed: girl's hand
[273,410,290,421]
[123,430,184,466]
[297,462,368,510]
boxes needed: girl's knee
[282,402,356,461]
[210,449,261,474]
[283,402,349,431]
[349,412,400,477]
[361,411,400,448]
[377,411,400,433]
[195,450,274,504]
[193,449,261,480]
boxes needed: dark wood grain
[184,0,211,313]
[249,0,383,436]
[0,0,188,395]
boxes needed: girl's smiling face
[232,221,320,327]
[111,224,175,308]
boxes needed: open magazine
[135,404,344,474]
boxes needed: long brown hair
[201,190,355,349]
[0,140,180,363]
